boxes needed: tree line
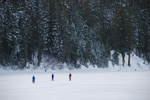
[0,0,150,68]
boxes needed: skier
[32,75,36,83]
[69,73,72,81]
[52,73,54,81]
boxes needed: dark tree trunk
[121,52,125,67]
[24,41,27,67]
[37,42,41,66]
[128,40,131,66]
[0,43,1,60]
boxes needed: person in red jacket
[69,73,72,81]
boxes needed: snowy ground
[0,53,150,100]
[0,70,150,100]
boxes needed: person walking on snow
[32,75,36,83]
[69,73,72,81]
[52,73,54,81]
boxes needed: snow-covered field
[0,53,150,100]
[0,70,150,100]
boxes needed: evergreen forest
[0,0,150,69]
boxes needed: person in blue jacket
[52,73,54,81]
[32,75,36,83]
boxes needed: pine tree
[111,5,129,66]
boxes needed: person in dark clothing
[52,73,54,81]
[32,75,36,83]
[69,73,72,81]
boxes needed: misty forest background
[0,0,150,69]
